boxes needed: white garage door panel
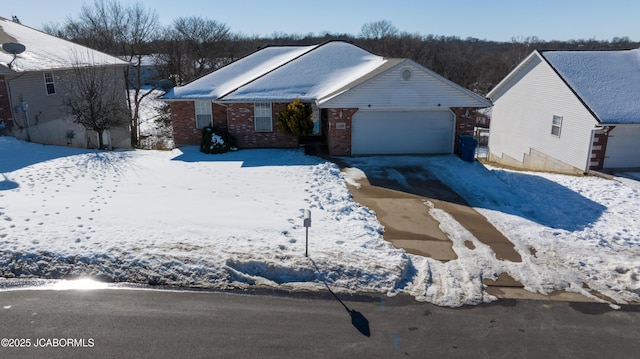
[352,111,454,155]
[604,126,640,168]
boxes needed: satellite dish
[2,42,26,69]
[2,42,26,55]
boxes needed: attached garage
[603,126,640,169]
[351,110,455,155]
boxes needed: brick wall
[170,101,298,148]
[170,101,200,146]
[451,107,478,152]
[589,127,613,170]
[326,108,357,156]
[0,75,12,130]
[227,103,298,148]
[212,103,227,130]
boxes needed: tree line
[39,0,639,146]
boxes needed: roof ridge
[217,40,376,100]
[216,44,319,100]
[538,50,601,122]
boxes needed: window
[44,72,56,95]
[254,103,272,132]
[551,115,563,137]
[195,101,212,129]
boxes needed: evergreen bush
[200,126,237,154]
[277,98,313,136]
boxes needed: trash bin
[457,135,477,162]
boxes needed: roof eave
[487,50,543,100]
[538,50,603,124]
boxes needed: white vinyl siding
[603,126,640,168]
[44,72,56,95]
[195,101,212,129]
[254,102,272,132]
[488,54,598,172]
[321,61,490,109]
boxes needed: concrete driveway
[339,163,528,291]
[320,153,597,302]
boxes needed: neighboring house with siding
[0,17,130,148]
[487,49,640,174]
[161,40,491,156]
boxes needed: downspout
[21,100,31,142]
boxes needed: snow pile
[1,137,639,307]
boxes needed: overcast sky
[3,0,639,42]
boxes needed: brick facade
[170,101,200,146]
[0,75,13,131]
[589,126,613,170]
[227,103,298,148]
[451,107,478,152]
[212,103,227,130]
[326,108,358,156]
[170,101,484,155]
[169,101,298,149]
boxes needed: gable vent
[402,69,412,81]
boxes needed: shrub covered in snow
[200,127,237,154]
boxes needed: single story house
[0,16,130,148]
[161,40,491,156]
[487,48,640,174]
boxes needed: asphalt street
[0,288,638,358]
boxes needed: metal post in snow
[303,210,311,257]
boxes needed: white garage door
[603,126,640,168]
[351,111,454,155]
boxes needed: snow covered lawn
[1,137,639,307]
[0,138,404,295]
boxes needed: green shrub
[277,98,313,136]
[200,127,238,154]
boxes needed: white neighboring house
[0,17,131,148]
[487,48,640,174]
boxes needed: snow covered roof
[162,40,490,107]
[542,49,640,124]
[0,16,128,73]
[161,45,318,100]
[162,41,387,102]
[221,41,385,102]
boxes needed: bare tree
[46,0,160,147]
[359,20,399,55]
[59,55,129,149]
[116,2,161,147]
[360,20,399,40]
[161,16,232,84]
